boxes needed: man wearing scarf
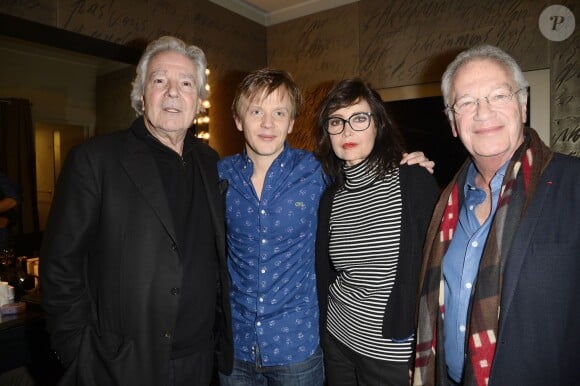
[414,45,580,386]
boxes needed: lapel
[120,132,178,245]
[498,167,553,329]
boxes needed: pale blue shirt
[443,161,508,382]
[218,144,326,366]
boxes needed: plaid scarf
[414,128,552,386]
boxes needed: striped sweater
[316,161,439,363]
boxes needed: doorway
[35,122,87,230]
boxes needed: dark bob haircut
[314,78,405,189]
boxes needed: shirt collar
[240,141,292,170]
[465,160,510,195]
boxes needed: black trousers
[322,332,409,386]
[168,345,214,386]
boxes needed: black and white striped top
[327,159,413,362]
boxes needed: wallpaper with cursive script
[268,0,579,156]
[1,0,578,156]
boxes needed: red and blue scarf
[414,128,552,386]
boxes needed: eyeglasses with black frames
[324,112,373,135]
[447,87,525,116]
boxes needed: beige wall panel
[268,3,359,88]
[195,1,266,156]
[549,1,579,156]
[268,3,359,151]
[56,0,192,45]
[360,0,548,88]
[3,0,578,155]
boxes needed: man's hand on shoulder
[401,151,435,174]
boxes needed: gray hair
[441,44,529,116]
[130,36,208,115]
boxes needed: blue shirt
[218,144,326,366]
[443,161,508,382]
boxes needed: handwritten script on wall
[551,40,580,156]
[360,0,548,87]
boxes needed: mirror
[0,16,140,255]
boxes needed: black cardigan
[315,164,439,343]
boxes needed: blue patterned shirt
[218,144,326,366]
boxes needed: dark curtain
[0,98,40,238]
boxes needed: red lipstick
[342,142,357,149]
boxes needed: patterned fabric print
[327,162,411,362]
[218,145,326,366]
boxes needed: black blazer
[488,153,580,385]
[316,164,438,345]
[40,118,232,385]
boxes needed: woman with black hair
[315,79,439,385]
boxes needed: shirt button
[465,282,472,289]
[471,240,479,248]
[256,321,261,327]
[171,242,178,251]
[261,268,266,274]
[260,209,266,215]
[170,287,180,295]
[261,239,267,244]
[459,325,466,332]
[259,297,264,302]
[162,331,172,340]
[469,205,474,211]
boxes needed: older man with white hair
[41,36,232,386]
[414,44,580,386]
